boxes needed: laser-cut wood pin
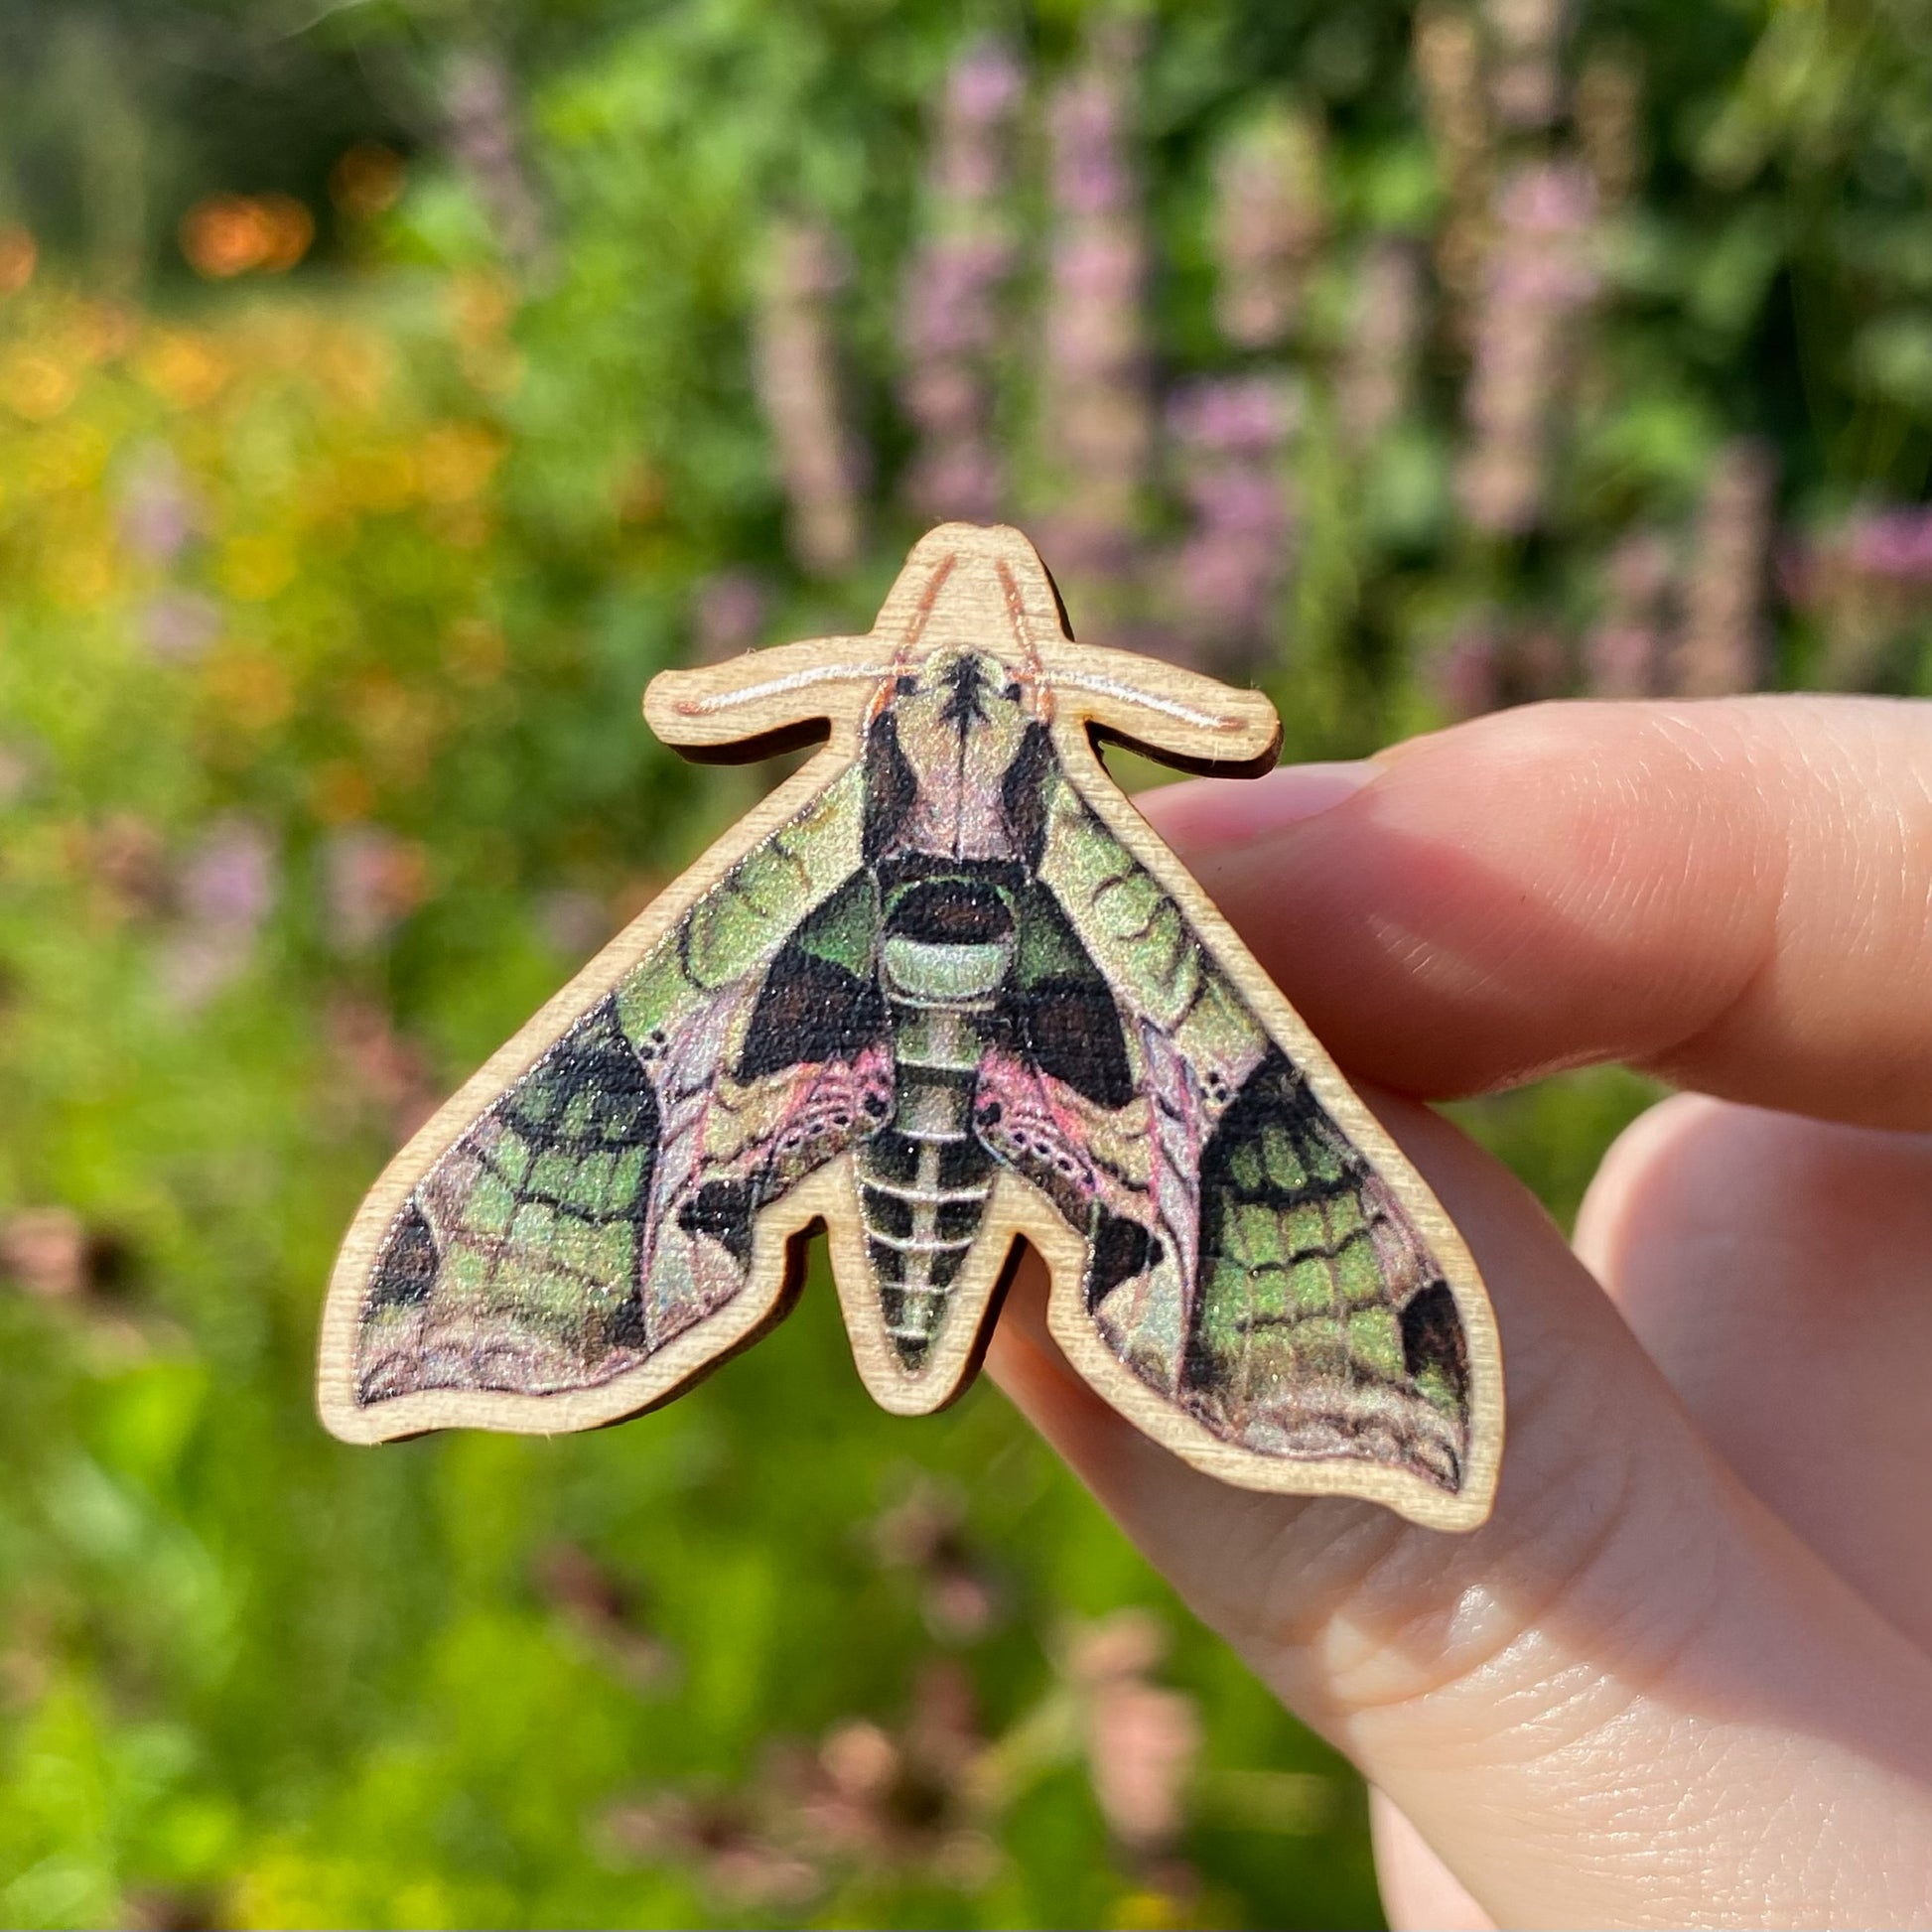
[320,524,1502,1531]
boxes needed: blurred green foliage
[0,1,1924,1927]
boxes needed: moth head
[880,644,1034,754]
[864,647,1046,866]
[864,523,1063,739]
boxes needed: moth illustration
[320,524,1502,1530]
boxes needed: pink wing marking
[973,1045,1150,1232]
[638,1022,896,1343]
[636,983,753,1339]
[1134,1021,1205,1389]
[759,1043,896,1185]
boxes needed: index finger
[1140,695,1931,1129]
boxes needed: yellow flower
[253,196,316,274]
[229,1847,363,1932]
[2,351,77,422]
[203,646,295,731]
[179,195,313,279]
[448,271,515,346]
[218,536,297,603]
[417,423,504,503]
[24,421,110,493]
[0,225,37,296]
[136,333,231,410]
[616,460,666,525]
[337,445,418,512]
[70,301,138,366]
[1108,1889,1199,1932]
[348,672,441,782]
[315,334,393,412]
[429,503,493,549]
[442,618,507,686]
[310,760,376,825]
[330,143,406,220]
[45,541,117,611]
[459,344,526,399]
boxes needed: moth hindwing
[320,522,1502,1531]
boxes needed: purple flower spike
[1428,621,1504,720]
[1162,375,1297,672]
[1338,241,1425,452]
[442,48,552,275]
[1845,506,1932,583]
[756,221,867,573]
[692,569,769,661]
[182,818,275,931]
[1037,30,1153,580]
[898,38,1027,525]
[158,816,278,1008]
[1583,530,1675,698]
[1672,440,1776,697]
[1212,107,1325,350]
[1791,500,1932,688]
[1455,159,1601,535]
[324,825,425,953]
[949,42,1024,130]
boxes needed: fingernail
[1256,759,1376,824]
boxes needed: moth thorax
[880,877,1016,1009]
[881,935,1011,1007]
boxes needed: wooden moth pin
[320,524,1502,1530]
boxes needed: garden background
[0,0,1926,1926]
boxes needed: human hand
[986,696,1932,1930]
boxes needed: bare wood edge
[319,522,1501,1532]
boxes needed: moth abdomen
[858,1070,997,1367]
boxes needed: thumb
[986,1092,1932,1930]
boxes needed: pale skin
[984,695,1932,1931]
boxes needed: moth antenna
[670,658,897,717]
[866,547,960,725]
[1046,668,1254,736]
[993,559,1054,725]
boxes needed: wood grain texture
[319,523,1502,1531]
